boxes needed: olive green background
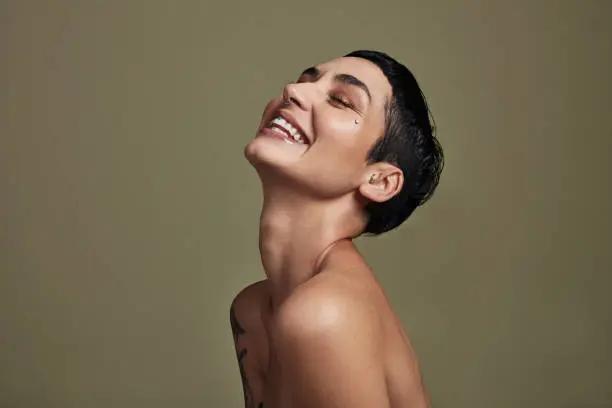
[1,1,611,407]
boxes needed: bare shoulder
[232,279,269,302]
[275,268,384,343]
[270,270,391,408]
[231,280,269,315]
[230,279,270,346]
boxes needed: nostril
[289,96,303,109]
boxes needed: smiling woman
[2,2,610,407]
[234,50,442,408]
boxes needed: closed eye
[328,94,355,110]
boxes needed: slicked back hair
[344,50,444,235]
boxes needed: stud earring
[354,119,360,125]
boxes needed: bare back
[230,250,430,408]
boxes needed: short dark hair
[345,50,444,235]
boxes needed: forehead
[317,57,392,105]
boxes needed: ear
[358,163,404,203]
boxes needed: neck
[258,185,365,307]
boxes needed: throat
[257,190,365,303]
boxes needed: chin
[244,133,306,170]
[243,139,304,189]
[245,150,348,201]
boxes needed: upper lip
[274,109,310,144]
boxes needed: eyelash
[328,94,354,109]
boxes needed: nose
[282,82,312,111]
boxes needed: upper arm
[274,289,389,408]
[229,280,269,407]
[229,280,269,366]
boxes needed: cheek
[316,111,359,141]
[315,113,372,157]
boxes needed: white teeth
[269,116,306,144]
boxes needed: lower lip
[260,127,299,144]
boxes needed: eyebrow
[300,66,372,102]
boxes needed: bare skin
[231,56,431,408]
[230,242,430,408]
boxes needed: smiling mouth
[265,116,308,145]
